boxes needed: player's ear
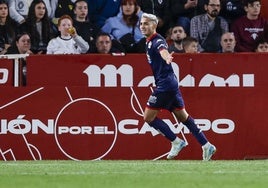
[153,23,158,30]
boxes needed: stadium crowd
[0,0,268,55]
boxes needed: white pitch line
[153,152,169,160]
[0,87,44,110]
[1,170,267,176]
[65,87,74,101]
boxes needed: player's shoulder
[151,34,166,44]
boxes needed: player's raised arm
[160,50,174,64]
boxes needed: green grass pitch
[0,160,267,188]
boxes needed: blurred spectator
[93,32,123,53]
[168,25,187,53]
[73,0,100,50]
[46,14,89,54]
[5,32,32,86]
[5,32,33,54]
[8,0,54,24]
[220,0,246,27]
[220,32,236,52]
[255,39,268,52]
[231,0,268,52]
[182,36,199,53]
[0,0,17,55]
[101,0,145,53]
[18,0,56,54]
[50,0,76,26]
[137,0,171,37]
[87,0,121,28]
[170,0,206,36]
[190,0,229,52]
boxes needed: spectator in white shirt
[46,14,89,54]
[9,0,54,24]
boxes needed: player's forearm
[160,49,173,64]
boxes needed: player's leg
[145,108,186,160]
[173,109,208,145]
[173,109,216,160]
[144,92,185,159]
[144,107,177,142]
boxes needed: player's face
[140,17,156,37]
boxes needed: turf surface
[0,160,267,188]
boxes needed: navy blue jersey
[145,33,178,92]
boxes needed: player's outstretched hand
[166,51,174,64]
[160,49,174,64]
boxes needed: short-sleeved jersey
[145,33,178,92]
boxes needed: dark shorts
[146,89,185,112]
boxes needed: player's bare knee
[144,116,153,124]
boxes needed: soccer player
[139,13,216,161]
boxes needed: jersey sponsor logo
[147,95,157,104]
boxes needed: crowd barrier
[0,53,267,161]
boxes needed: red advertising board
[0,53,267,161]
[0,58,14,86]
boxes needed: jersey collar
[146,33,157,42]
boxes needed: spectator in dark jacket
[137,0,171,37]
[170,0,206,35]
[220,0,246,27]
[73,0,100,49]
[18,0,56,54]
[0,0,17,54]
[92,32,124,54]
[87,0,121,28]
